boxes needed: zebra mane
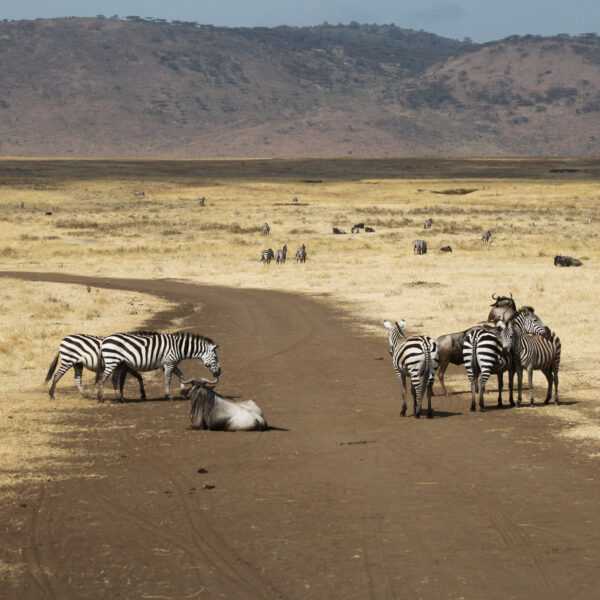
[506,306,535,324]
[128,330,161,336]
[175,332,216,345]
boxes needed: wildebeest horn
[182,376,219,387]
[510,291,513,298]
[492,292,498,299]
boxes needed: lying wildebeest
[187,380,267,431]
[554,255,582,267]
[438,246,452,253]
[365,226,375,232]
[487,293,516,323]
[333,227,347,234]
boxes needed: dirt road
[2,272,599,599]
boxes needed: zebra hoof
[141,395,147,401]
[426,410,433,419]
[414,412,421,419]
[470,405,476,412]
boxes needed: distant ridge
[0,17,599,157]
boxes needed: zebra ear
[383,320,393,330]
[397,320,406,329]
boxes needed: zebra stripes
[383,320,439,419]
[498,322,561,406]
[276,244,287,264]
[463,328,513,412]
[261,248,274,264]
[413,240,427,255]
[295,243,307,263]
[45,334,146,400]
[97,331,221,402]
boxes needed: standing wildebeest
[497,320,561,406]
[438,246,452,253]
[45,334,147,400]
[487,293,517,323]
[424,218,433,229]
[188,380,267,431]
[383,320,439,419]
[262,222,270,235]
[435,326,481,396]
[554,255,582,267]
[276,244,287,264]
[295,243,307,263]
[413,240,427,255]
[481,230,492,243]
[261,249,275,264]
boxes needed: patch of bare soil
[1,272,599,599]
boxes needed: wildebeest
[333,227,347,234]
[481,230,492,243]
[353,223,365,230]
[262,222,270,235]
[438,246,452,253]
[45,211,53,216]
[365,227,375,233]
[261,249,275,264]
[424,218,433,229]
[199,197,206,206]
[554,255,582,267]
[435,326,481,396]
[413,240,427,255]
[487,293,517,323]
[188,380,267,431]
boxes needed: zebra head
[383,320,406,355]
[510,306,550,338]
[496,321,515,351]
[191,337,222,379]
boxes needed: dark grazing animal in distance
[554,255,582,267]
[438,246,452,253]
[332,227,346,234]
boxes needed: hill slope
[0,18,599,157]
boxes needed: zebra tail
[45,353,59,383]
[471,334,478,375]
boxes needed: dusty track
[2,272,599,599]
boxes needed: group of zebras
[384,294,561,419]
[46,331,221,402]
[261,243,307,264]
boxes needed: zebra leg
[426,373,434,419]
[73,363,88,398]
[516,367,524,406]
[412,377,423,419]
[527,368,535,406]
[117,367,146,401]
[110,366,124,402]
[479,371,491,412]
[508,367,516,407]
[469,375,477,412]
[173,366,186,392]
[497,372,504,407]
[553,369,560,405]
[163,364,175,400]
[97,370,111,403]
[49,364,71,399]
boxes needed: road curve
[1,271,599,599]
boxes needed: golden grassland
[1,157,599,493]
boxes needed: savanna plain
[1,158,600,598]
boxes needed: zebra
[424,218,433,229]
[276,244,287,264]
[295,243,307,263]
[262,222,270,235]
[413,240,427,255]
[260,248,274,264]
[497,321,561,406]
[463,327,514,412]
[45,334,147,400]
[97,331,221,402]
[383,320,439,419]
[481,230,492,243]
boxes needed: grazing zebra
[276,244,287,264]
[423,218,433,229]
[45,334,147,400]
[383,320,439,419]
[97,332,221,402]
[295,243,307,263]
[497,321,561,406]
[463,327,514,412]
[260,248,274,264]
[262,222,270,235]
[413,240,427,255]
[481,230,492,243]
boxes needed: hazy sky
[1,1,599,43]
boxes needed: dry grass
[1,157,600,489]
[0,279,174,495]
